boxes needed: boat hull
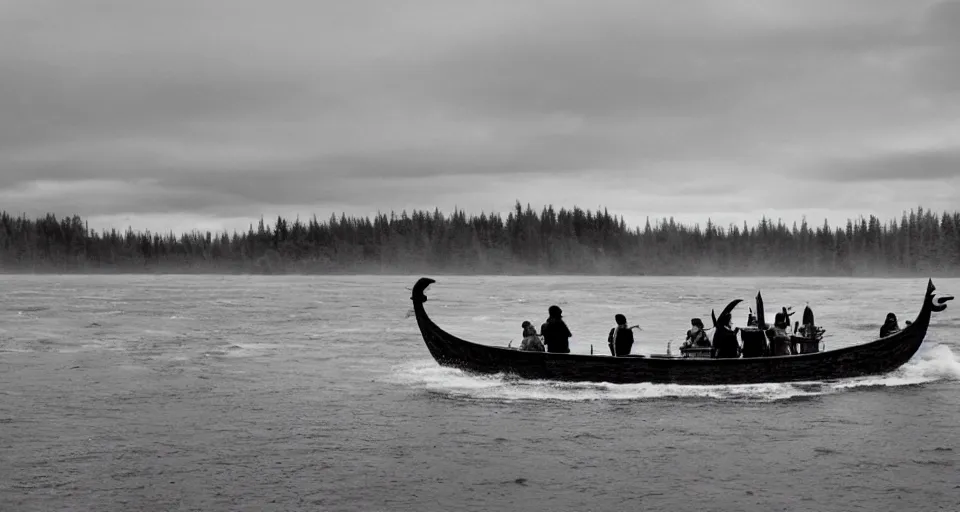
[411,277,953,385]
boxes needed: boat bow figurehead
[926,278,954,313]
[412,277,436,304]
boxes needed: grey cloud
[918,0,960,44]
[423,10,898,120]
[900,1,960,93]
[0,52,314,154]
[1,0,959,222]
[0,179,243,217]
[810,147,960,183]
[0,173,500,218]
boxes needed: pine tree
[0,204,958,276]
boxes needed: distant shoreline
[2,203,959,278]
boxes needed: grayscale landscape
[4,0,960,510]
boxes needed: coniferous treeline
[0,202,958,276]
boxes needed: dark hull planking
[410,277,953,385]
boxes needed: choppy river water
[1,275,958,511]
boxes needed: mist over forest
[1,203,958,277]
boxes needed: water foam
[387,360,819,402]
[388,344,959,403]
[829,343,960,390]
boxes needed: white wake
[387,344,960,402]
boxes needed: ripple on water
[1,274,958,512]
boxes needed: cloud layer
[2,0,960,232]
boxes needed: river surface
[1,275,958,511]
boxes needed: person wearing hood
[607,314,636,356]
[540,305,572,353]
[683,318,711,348]
[797,305,817,339]
[712,313,741,358]
[880,312,900,338]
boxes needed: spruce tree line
[0,203,957,276]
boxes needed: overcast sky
[2,0,960,234]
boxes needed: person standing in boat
[541,305,572,353]
[519,320,545,352]
[607,314,636,356]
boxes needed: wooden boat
[410,277,953,385]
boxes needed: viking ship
[410,277,952,385]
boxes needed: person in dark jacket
[607,313,635,356]
[769,312,793,356]
[540,305,572,353]
[683,317,711,348]
[880,312,900,338]
[712,313,741,358]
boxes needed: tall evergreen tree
[0,205,957,276]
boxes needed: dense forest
[0,203,958,276]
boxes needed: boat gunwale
[413,278,931,362]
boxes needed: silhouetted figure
[782,306,795,324]
[607,313,635,356]
[797,305,816,339]
[541,305,572,353]
[880,312,901,338]
[712,313,741,358]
